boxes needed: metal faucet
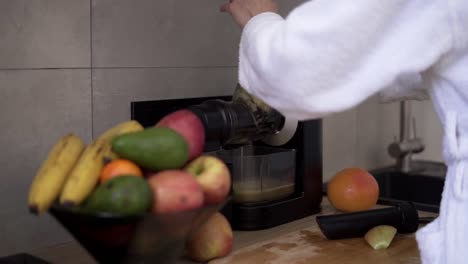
[387,101,425,173]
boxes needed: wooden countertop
[28,198,436,264]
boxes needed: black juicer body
[131,96,323,230]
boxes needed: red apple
[147,170,204,213]
[185,155,231,204]
[156,109,205,161]
[186,212,233,262]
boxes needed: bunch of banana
[28,120,145,213]
[28,134,85,214]
[59,120,144,207]
[59,138,108,207]
[99,120,144,160]
[97,120,144,142]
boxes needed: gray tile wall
[0,0,92,256]
[0,0,443,256]
[0,0,90,69]
[91,0,240,67]
[411,100,443,161]
[0,69,92,255]
[354,96,444,172]
[92,68,238,137]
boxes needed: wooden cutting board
[210,227,421,264]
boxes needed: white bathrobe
[238,0,468,263]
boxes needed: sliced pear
[364,225,397,250]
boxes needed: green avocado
[111,127,189,171]
[82,176,153,215]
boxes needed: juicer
[131,84,323,230]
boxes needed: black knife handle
[316,201,419,240]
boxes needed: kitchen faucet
[387,101,425,173]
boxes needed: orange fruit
[327,167,379,212]
[99,159,143,184]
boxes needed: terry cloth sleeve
[238,0,453,120]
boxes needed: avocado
[82,176,152,215]
[111,127,189,171]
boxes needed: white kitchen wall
[0,0,444,256]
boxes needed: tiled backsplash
[0,0,90,69]
[92,67,238,137]
[0,69,92,254]
[0,0,443,256]
[91,0,240,67]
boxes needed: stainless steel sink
[371,160,446,213]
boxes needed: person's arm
[223,0,453,120]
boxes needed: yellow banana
[97,120,144,142]
[28,134,85,214]
[59,120,144,206]
[98,120,144,160]
[59,139,107,207]
[102,145,119,161]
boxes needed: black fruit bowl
[49,201,226,264]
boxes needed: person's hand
[220,0,278,28]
